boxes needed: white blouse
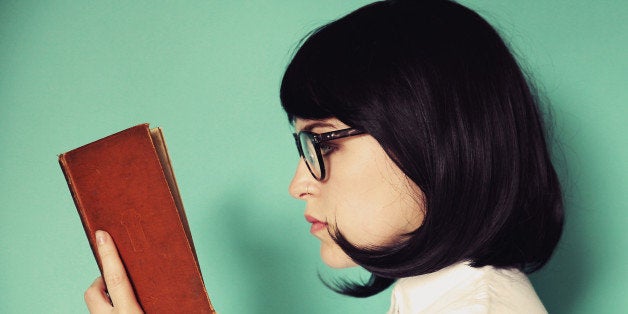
[387,262,547,314]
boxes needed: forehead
[294,117,349,132]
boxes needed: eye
[319,143,337,156]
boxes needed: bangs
[279,26,338,122]
[280,2,394,125]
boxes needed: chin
[320,242,359,268]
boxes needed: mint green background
[0,1,626,313]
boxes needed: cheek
[335,194,420,247]
[331,175,423,247]
[328,141,424,247]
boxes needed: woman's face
[289,117,425,268]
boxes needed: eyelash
[319,143,337,156]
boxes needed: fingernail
[95,230,106,246]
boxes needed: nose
[289,158,318,199]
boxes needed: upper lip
[305,214,326,224]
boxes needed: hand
[84,230,144,314]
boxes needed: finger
[84,276,113,313]
[95,230,141,310]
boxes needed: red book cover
[59,124,215,313]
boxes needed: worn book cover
[59,124,215,313]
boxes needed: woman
[85,0,564,312]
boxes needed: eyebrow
[299,121,338,132]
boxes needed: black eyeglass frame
[293,127,365,181]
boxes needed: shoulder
[387,262,547,314]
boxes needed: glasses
[293,128,364,181]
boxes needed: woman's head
[281,0,564,297]
[289,117,425,269]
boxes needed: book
[59,124,215,313]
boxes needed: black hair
[280,0,564,297]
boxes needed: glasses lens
[299,132,321,179]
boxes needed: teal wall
[1,1,626,313]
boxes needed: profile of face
[289,117,425,268]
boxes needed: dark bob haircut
[280,0,564,297]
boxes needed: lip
[305,214,328,234]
